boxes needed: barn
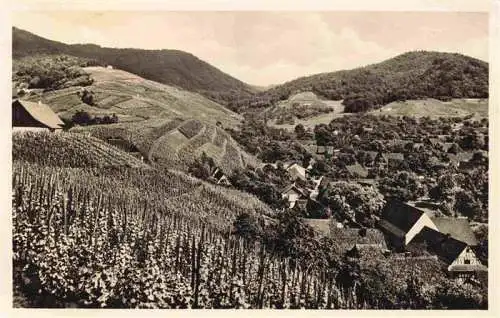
[12,100,64,132]
[377,200,439,250]
[408,226,487,280]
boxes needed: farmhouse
[210,168,231,186]
[408,226,486,279]
[378,200,439,250]
[281,184,308,208]
[12,99,64,132]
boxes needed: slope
[20,65,243,128]
[232,51,488,114]
[74,118,260,175]
[12,27,256,104]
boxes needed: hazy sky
[13,11,488,86]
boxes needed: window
[464,259,471,264]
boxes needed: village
[254,130,488,285]
[12,96,488,286]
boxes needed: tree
[294,124,306,139]
[379,171,427,202]
[429,173,458,202]
[71,111,92,126]
[454,190,481,219]
[318,181,385,227]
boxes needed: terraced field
[23,66,243,128]
[76,118,259,174]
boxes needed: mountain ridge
[12,27,256,104]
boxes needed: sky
[12,11,489,86]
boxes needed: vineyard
[74,118,259,175]
[12,162,361,309]
[13,131,147,168]
[12,132,487,309]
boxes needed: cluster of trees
[13,54,97,91]
[227,118,311,164]
[229,165,290,210]
[69,111,118,127]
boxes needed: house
[430,217,478,246]
[281,184,308,208]
[377,200,439,250]
[12,99,64,132]
[286,163,307,181]
[408,226,487,279]
[211,168,231,186]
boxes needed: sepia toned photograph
[10,8,490,310]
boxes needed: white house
[281,184,307,209]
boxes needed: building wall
[448,246,481,268]
[283,192,300,208]
[405,214,438,245]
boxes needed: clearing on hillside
[23,66,242,128]
[267,91,346,130]
[371,98,488,118]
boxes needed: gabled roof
[281,184,307,197]
[409,226,467,265]
[431,217,478,246]
[378,219,406,238]
[382,200,428,233]
[13,99,64,129]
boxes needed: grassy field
[371,98,488,118]
[268,97,346,131]
[24,66,243,128]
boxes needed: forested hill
[230,51,488,113]
[12,27,256,104]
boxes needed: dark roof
[409,226,467,265]
[431,217,478,246]
[281,184,307,197]
[330,227,387,251]
[382,200,427,233]
[345,163,368,178]
[13,99,64,129]
[378,219,406,238]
